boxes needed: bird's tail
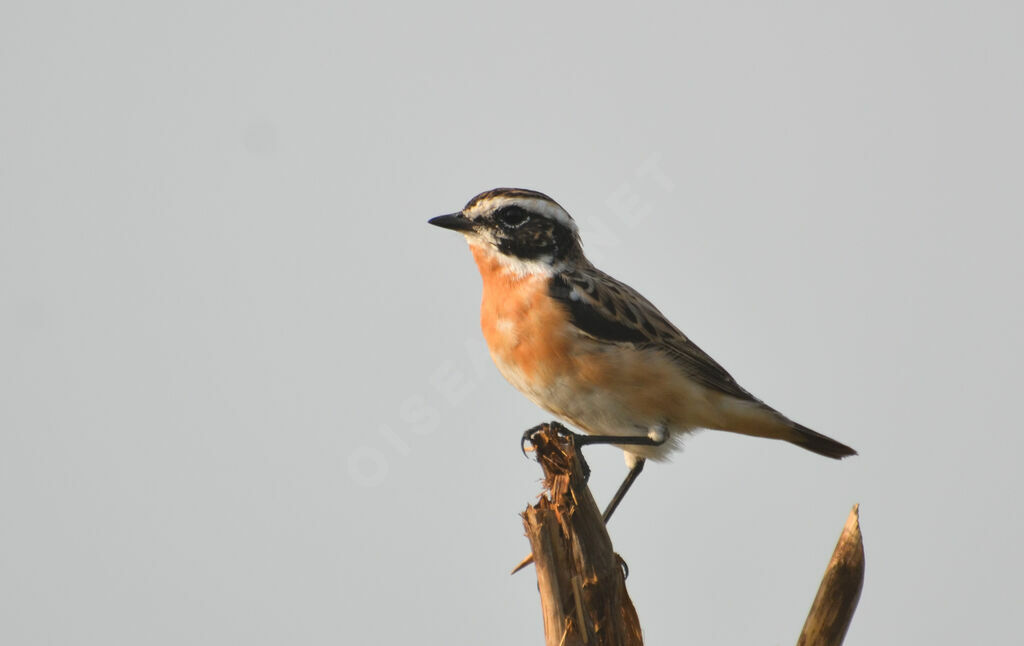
[785,423,857,459]
[712,399,857,459]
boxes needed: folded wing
[549,267,756,402]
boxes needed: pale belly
[488,339,716,461]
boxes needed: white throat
[467,239,557,278]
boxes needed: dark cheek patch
[498,221,557,260]
[494,216,578,262]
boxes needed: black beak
[428,212,475,233]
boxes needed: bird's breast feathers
[472,243,569,388]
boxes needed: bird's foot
[520,422,592,481]
[520,423,550,457]
[520,421,581,455]
[616,553,630,580]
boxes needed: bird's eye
[495,206,530,228]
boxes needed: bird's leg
[602,458,646,523]
[574,424,669,449]
[586,426,666,522]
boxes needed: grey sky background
[2,2,1022,644]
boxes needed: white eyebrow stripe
[468,195,578,233]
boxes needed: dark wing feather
[549,268,755,401]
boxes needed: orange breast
[471,245,571,386]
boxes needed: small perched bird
[430,188,855,519]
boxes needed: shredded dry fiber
[521,425,643,646]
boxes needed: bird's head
[429,188,583,274]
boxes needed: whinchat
[429,188,855,519]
